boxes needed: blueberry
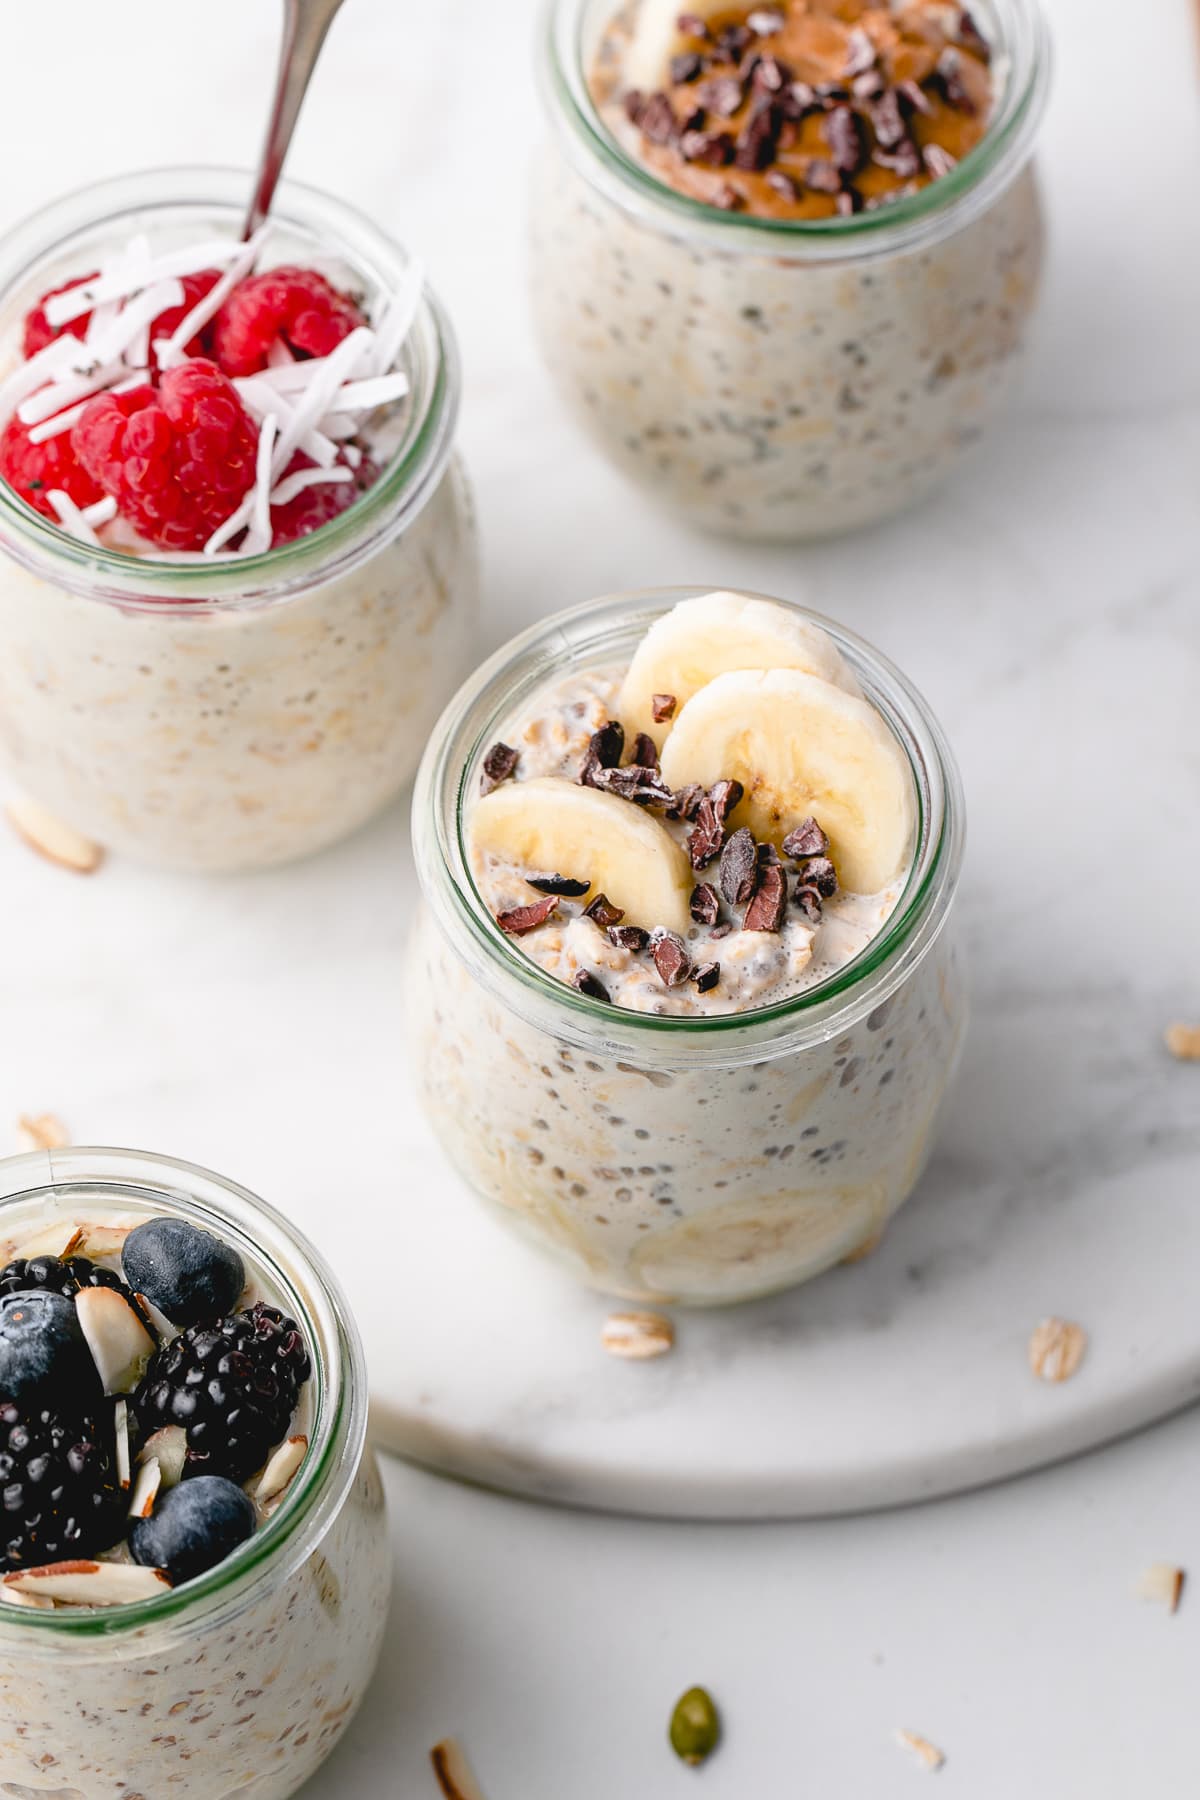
[0,1290,101,1405]
[130,1475,256,1585]
[122,1219,245,1328]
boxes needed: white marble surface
[0,0,1196,1787]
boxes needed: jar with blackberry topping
[531,0,1050,541]
[0,167,479,871]
[409,587,967,1304]
[0,1147,389,1799]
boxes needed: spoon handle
[244,0,348,238]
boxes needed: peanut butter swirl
[595,0,995,220]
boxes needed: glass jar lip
[537,0,1052,261]
[0,165,460,612]
[0,1145,365,1641]
[413,586,966,1060]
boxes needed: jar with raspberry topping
[531,0,1050,541]
[0,1146,389,1798]
[0,168,479,872]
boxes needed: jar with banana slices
[409,588,966,1305]
[531,0,1050,541]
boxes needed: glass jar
[409,588,967,1305]
[0,168,480,872]
[0,1146,390,1799]
[531,0,1050,541]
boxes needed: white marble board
[0,0,1197,1519]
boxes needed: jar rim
[536,0,1051,261]
[413,588,966,1063]
[0,166,460,612]
[0,1146,365,1643]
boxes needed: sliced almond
[1028,1317,1087,1383]
[1,1586,53,1611]
[254,1435,308,1504]
[6,796,103,874]
[601,1311,675,1361]
[127,1456,161,1521]
[4,1561,169,1606]
[1165,1023,1200,1062]
[76,1221,133,1260]
[431,1739,488,1800]
[114,1398,131,1490]
[7,1219,85,1262]
[15,1113,70,1153]
[141,1425,187,1489]
[75,1286,155,1395]
[1138,1563,1186,1614]
[896,1729,946,1772]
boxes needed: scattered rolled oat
[1138,1563,1185,1614]
[431,1738,488,1800]
[16,1113,70,1153]
[6,796,103,873]
[1028,1316,1087,1384]
[601,1310,675,1360]
[1164,1022,1200,1061]
[896,1729,946,1772]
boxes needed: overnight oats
[410,588,966,1304]
[0,167,478,871]
[0,1147,389,1798]
[532,0,1050,539]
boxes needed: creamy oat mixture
[531,0,1045,538]
[0,1190,390,1798]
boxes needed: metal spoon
[244,0,349,238]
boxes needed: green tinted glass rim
[433,588,962,1041]
[0,168,457,603]
[540,0,1050,248]
[0,1148,346,1639]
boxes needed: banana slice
[472,775,693,935]
[630,1186,887,1304]
[659,669,915,894]
[623,0,726,92]
[618,591,859,750]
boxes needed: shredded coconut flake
[79,496,118,528]
[370,257,424,375]
[268,464,354,506]
[17,360,131,428]
[26,374,144,446]
[235,376,339,468]
[43,238,249,328]
[45,490,102,546]
[154,224,272,369]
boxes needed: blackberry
[0,1398,124,1570]
[0,1254,152,1336]
[134,1303,310,1485]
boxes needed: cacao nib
[710,778,744,826]
[782,816,829,859]
[767,169,800,202]
[651,693,677,723]
[609,924,650,953]
[676,12,711,39]
[572,969,611,1002]
[734,98,780,171]
[589,764,674,806]
[681,129,735,166]
[527,872,590,897]
[869,88,907,149]
[743,862,787,932]
[667,783,705,822]
[805,157,843,195]
[580,719,625,785]
[801,855,838,898]
[480,741,518,794]
[687,795,725,869]
[670,51,705,84]
[690,882,720,926]
[639,92,680,144]
[842,25,877,78]
[692,961,722,993]
[631,731,660,771]
[824,105,867,175]
[931,48,975,112]
[923,143,958,179]
[719,826,759,905]
[697,75,744,118]
[584,892,625,929]
[794,884,823,924]
[652,931,692,987]
[496,896,558,936]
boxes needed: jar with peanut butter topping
[531,0,1050,541]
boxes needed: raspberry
[270,451,380,547]
[22,273,97,359]
[0,413,104,520]
[72,360,258,550]
[212,265,366,377]
[23,270,221,369]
